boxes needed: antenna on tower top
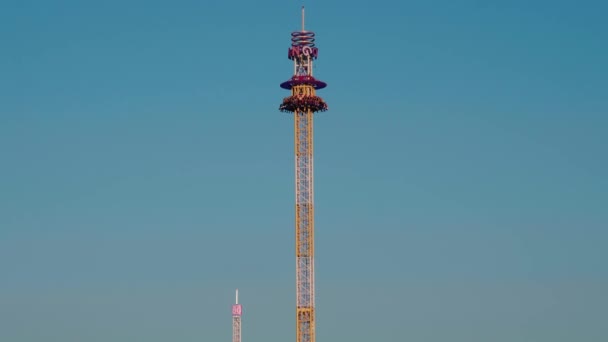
[301,5,305,31]
[236,288,239,304]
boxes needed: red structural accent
[291,31,316,47]
[289,46,319,60]
[279,95,328,113]
[280,76,327,90]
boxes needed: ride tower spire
[279,6,328,342]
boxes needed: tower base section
[297,307,315,342]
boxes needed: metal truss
[295,103,315,342]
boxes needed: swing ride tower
[279,7,328,342]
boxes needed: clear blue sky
[1,0,607,341]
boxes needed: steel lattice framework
[232,290,242,342]
[279,7,328,342]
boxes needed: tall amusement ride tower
[279,7,328,342]
[232,289,242,342]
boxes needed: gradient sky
[1,0,607,341]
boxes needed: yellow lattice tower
[279,7,328,342]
